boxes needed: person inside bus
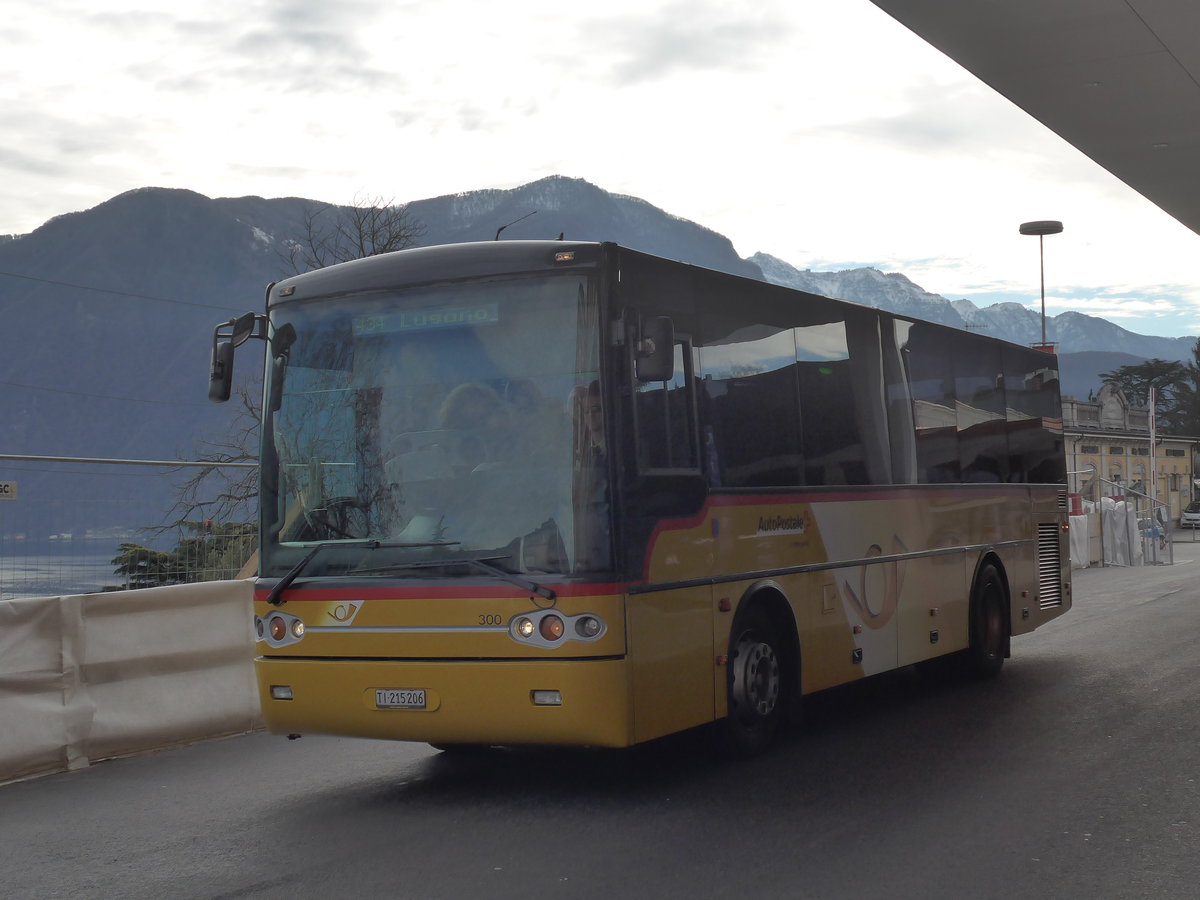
[572,381,610,569]
[438,382,507,471]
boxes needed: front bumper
[256,655,635,748]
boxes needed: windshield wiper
[353,554,557,602]
[265,539,460,606]
[463,556,557,602]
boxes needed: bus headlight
[261,611,307,647]
[509,611,607,647]
[575,616,602,638]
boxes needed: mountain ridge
[0,175,1193,545]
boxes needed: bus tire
[716,605,784,757]
[964,563,1007,680]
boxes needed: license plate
[375,688,427,709]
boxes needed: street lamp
[1019,219,1063,352]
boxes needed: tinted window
[900,322,960,483]
[796,321,870,485]
[1003,347,1065,483]
[955,340,1009,482]
[697,328,801,487]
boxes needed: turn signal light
[508,610,606,646]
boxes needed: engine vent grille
[1037,523,1064,609]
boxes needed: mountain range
[0,175,1192,545]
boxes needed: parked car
[1180,501,1200,528]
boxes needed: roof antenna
[556,232,564,240]
[494,210,537,240]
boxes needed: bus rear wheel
[716,606,784,757]
[965,563,1007,680]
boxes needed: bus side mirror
[636,316,675,382]
[208,311,267,403]
[230,311,259,347]
[209,340,235,402]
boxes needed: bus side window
[795,319,877,486]
[902,323,961,483]
[696,327,801,488]
[955,341,1009,483]
[1003,347,1065,483]
[634,338,699,473]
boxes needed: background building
[1063,384,1200,522]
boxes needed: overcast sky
[4,0,1199,338]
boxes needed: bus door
[626,315,716,741]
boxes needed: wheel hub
[732,635,780,719]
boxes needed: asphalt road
[3,545,1198,900]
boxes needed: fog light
[270,685,294,700]
[532,690,562,706]
[515,617,535,638]
[269,616,287,642]
[575,615,602,638]
[539,614,565,641]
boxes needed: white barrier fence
[0,579,261,784]
[1069,496,1175,570]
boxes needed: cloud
[585,1,792,85]
[0,144,71,178]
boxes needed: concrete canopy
[869,0,1200,237]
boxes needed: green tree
[1100,357,1193,433]
[112,522,256,588]
[172,520,257,580]
[1167,338,1200,436]
[111,543,184,589]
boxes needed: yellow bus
[209,240,1071,755]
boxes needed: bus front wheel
[965,563,1007,680]
[717,606,784,757]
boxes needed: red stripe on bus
[254,582,627,602]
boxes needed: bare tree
[166,195,426,540]
[163,379,261,534]
[281,193,427,274]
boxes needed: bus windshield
[260,273,609,579]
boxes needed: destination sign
[353,303,499,337]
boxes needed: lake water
[0,550,126,600]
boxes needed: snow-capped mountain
[749,251,1194,361]
[1,174,1194,541]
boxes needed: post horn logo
[842,536,908,630]
[326,600,363,625]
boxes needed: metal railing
[1071,471,1174,567]
[0,454,257,599]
